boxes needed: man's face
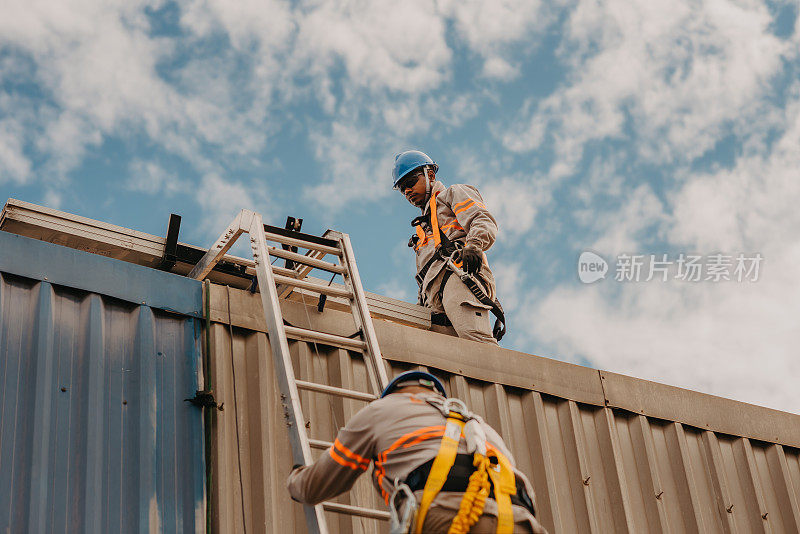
[397,168,431,207]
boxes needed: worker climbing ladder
[189,209,390,534]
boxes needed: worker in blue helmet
[392,150,506,344]
[287,371,546,532]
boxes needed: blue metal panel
[0,231,202,317]
[0,235,205,533]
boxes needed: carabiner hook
[443,397,468,418]
[389,479,418,534]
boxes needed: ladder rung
[264,231,342,257]
[273,274,353,299]
[295,380,376,402]
[284,325,366,351]
[268,246,346,274]
[322,502,390,521]
[271,264,298,277]
[309,438,333,450]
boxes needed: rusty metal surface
[206,285,800,533]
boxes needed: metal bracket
[157,214,182,272]
[283,216,303,271]
[184,389,223,411]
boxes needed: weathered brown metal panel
[207,284,800,533]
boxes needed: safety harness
[388,397,518,534]
[409,192,506,340]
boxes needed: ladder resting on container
[189,209,390,534]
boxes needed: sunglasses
[397,171,425,193]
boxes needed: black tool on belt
[404,454,536,516]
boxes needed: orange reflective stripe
[380,425,447,458]
[429,192,441,248]
[334,439,370,467]
[402,429,445,448]
[329,447,367,471]
[453,200,475,215]
[440,223,464,233]
[374,425,447,502]
[453,198,473,210]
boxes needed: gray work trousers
[428,269,498,345]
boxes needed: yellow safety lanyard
[413,410,515,534]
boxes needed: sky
[1,0,798,414]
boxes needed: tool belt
[410,193,507,341]
[404,454,535,515]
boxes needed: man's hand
[460,244,483,275]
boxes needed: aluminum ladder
[189,209,390,533]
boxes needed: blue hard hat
[381,370,447,398]
[392,150,439,189]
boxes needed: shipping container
[2,199,799,534]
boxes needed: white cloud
[481,57,519,81]
[525,86,800,414]
[0,0,288,184]
[42,189,63,209]
[0,119,31,184]
[589,183,667,254]
[194,173,272,238]
[490,259,525,312]
[291,0,451,95]
[669,88,800,253]
[0,0,555,213]
[301,120,391,212]
[377,278,415,303]
[127,159,188,195]
[478,177,552,243]
[438,0,546,80]
[502,0,793,175]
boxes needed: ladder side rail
[335,232,390,391]
[249,214,329,534]
[188,210,254,280]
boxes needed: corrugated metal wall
[207,285,800,534]
[0,232,206,533]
